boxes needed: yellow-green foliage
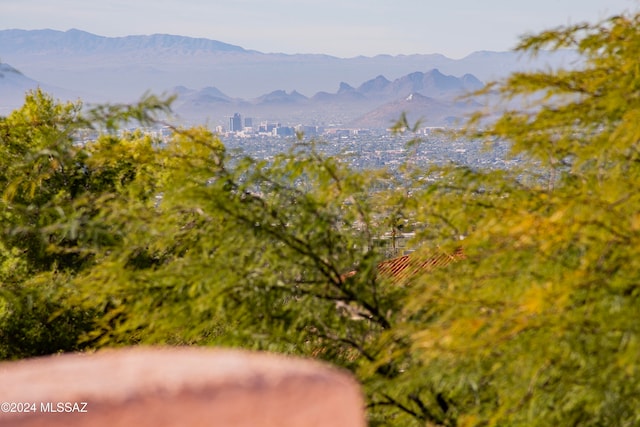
[401,11,640,426]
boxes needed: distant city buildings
[221,112,330,138]
[220,111,442,141]
[79,122,514,177]
[229,113,242,132]
[258,121,279,133]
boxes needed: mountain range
[169,68,486,127]
[0,29,578,128]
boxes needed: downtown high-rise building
[229,113,242,132]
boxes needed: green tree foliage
[399,11,640,426]
[0,90,423,424]
[0,89,172,358]
[69,131,424,424]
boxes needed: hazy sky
[1,0,636,58]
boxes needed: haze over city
[1,0,635,58]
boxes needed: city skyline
[1,0,635,58]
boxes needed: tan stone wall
[0,347,366,427]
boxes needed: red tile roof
[376,247,464,284]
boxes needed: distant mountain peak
[0,61,83,115]
[461,73,484,90]
[338,82,356,93]
[256,89,308,104]
[425,68,445,76]
[0,62,23,77]
[199,86,230,98]
[0,28,248,55]
[357,74,391,93]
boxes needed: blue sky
[1,0,636,58]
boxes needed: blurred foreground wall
[0,347,366,427]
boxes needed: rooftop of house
[376,247,465,284]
